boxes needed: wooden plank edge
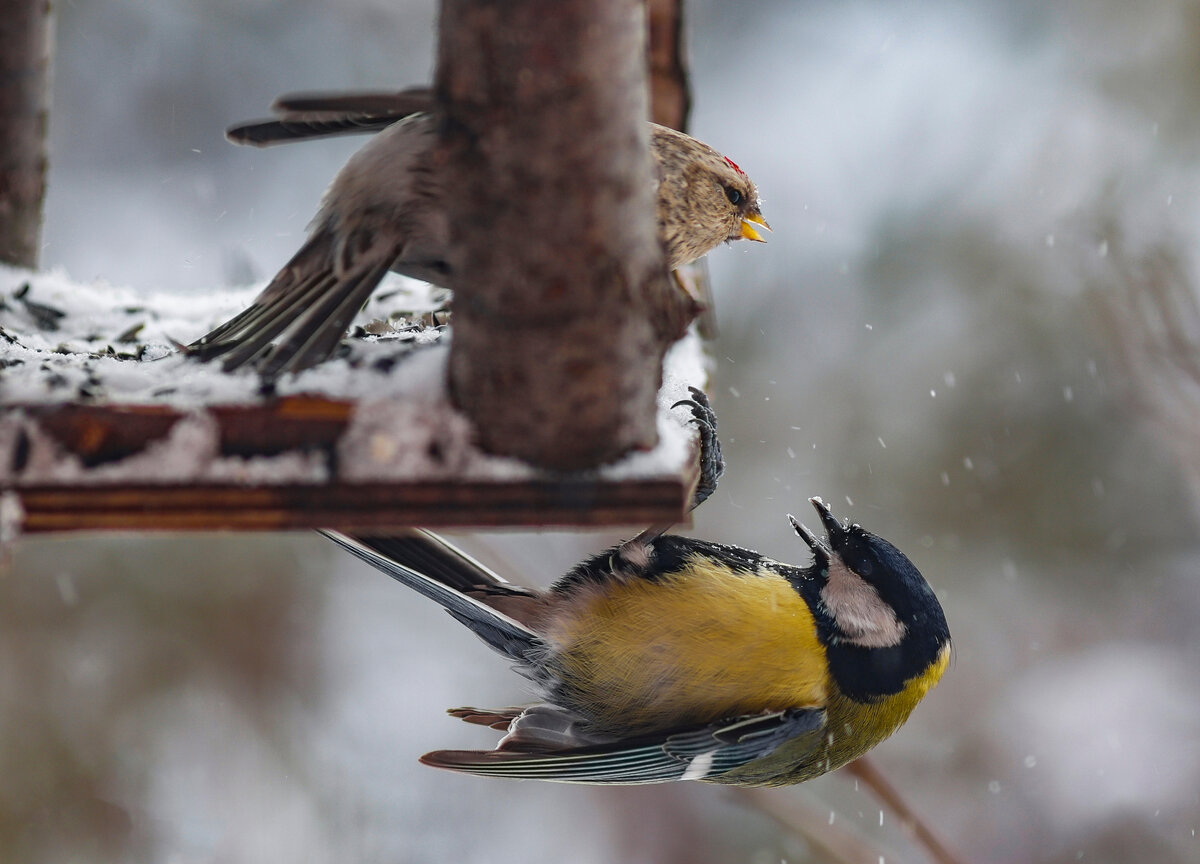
[8,478,691,534]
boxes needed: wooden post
[0,0,53,267]
[646,0,691,131]
[436,0,691,471]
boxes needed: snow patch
[1,267,707,487]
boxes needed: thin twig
[733,786,886,864]
[843,758,966,864]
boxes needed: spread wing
[188,227,397,377]
[421,707,825,785]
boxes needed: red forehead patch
[724,156,746,177]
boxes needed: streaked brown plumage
[651,124,765,268]
[189,89,768,379]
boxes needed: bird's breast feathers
[544,555,829,733]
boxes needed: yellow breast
[717,641,951,786]
[820,641,950,770]
[546,555,829,733]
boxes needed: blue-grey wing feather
[421,707,826,785]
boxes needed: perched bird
[189,88,770,378]
[324,497,950,786]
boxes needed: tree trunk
[0,0,53,268]
[436,0,691,471]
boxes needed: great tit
[322,498,950,786]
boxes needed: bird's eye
[724,186,742,205]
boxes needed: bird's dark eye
[724,186,742,205]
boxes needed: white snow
[0,265,706,488]
[605,334,711,482]
[0,264,450,406]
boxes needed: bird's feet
[672,386,725,511]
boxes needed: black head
[790,498,951,701]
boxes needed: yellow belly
[726,641,952,786]
[546,555,829,733]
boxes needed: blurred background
[6,0,1200,861]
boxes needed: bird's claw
[671,386,724,511]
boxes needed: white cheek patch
[820,558,907,648]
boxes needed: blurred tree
[0,0,52,267]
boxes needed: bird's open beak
[740,212,771,243]
[790,497,848,565]
[808,497,846,544]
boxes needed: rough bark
[437,0,690,471]
[0,0,53,268]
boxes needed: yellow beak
[740,212,771,243]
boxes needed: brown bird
[189,89,769,378]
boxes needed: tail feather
[272,88,434,116]
[321,530,546,665]
[447,706,522,730]
[227,115,398,147]
[227,88,434,148]
[351,531,525,594]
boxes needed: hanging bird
[189,88,769,378]
[323,494,950,786]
